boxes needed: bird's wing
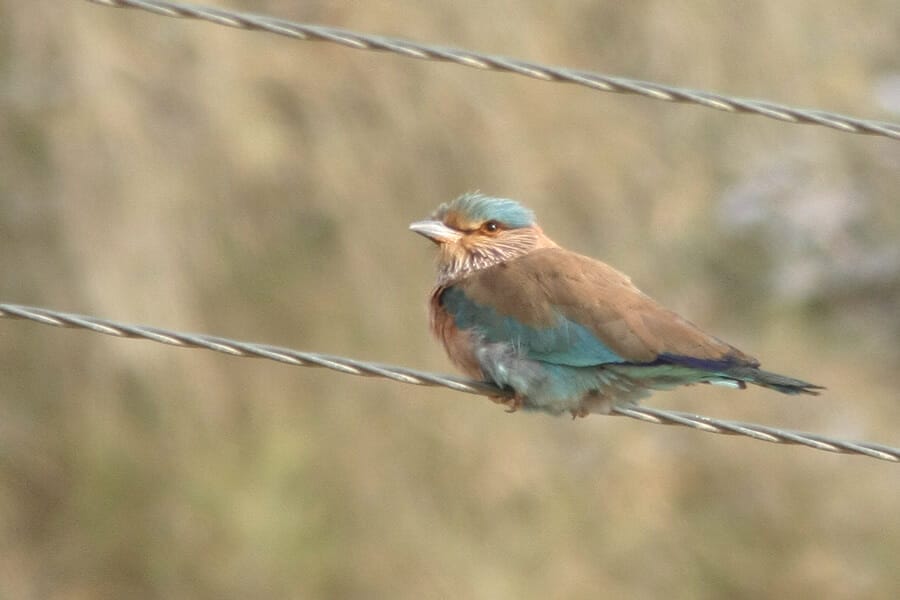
[440,284,625,367]
[452,247,758,368]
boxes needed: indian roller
[410,192,822,417]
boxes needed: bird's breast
[429,286,484,379]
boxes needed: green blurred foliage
[1,0,899,598]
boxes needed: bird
[410,192,822,418]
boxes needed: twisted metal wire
[83,0,900,141]
[2,303,897,463]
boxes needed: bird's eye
[482,221,501,233]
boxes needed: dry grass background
[1,0,899,598]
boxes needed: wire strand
[83,0,900,141]
[2,303,896,463]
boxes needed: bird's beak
[409,219,463,244]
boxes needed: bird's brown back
[457,247,759,367]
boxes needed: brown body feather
[456,247,758,367]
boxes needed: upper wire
[83,0,900,140]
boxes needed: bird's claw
[569,407,590,419]
[491,394,524,413]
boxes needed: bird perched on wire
[410,192,822,417]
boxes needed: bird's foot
[490,394,524,413]
[570,391,615,418]
[569,406,591,419]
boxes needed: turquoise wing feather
[440,286,625,367]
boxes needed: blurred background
[1,0,899,598]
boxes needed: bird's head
[410,193,555,284]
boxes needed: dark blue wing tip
[655,352,751,372]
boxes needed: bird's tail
[726,367,824,396]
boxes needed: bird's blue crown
[438,193,535,229]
